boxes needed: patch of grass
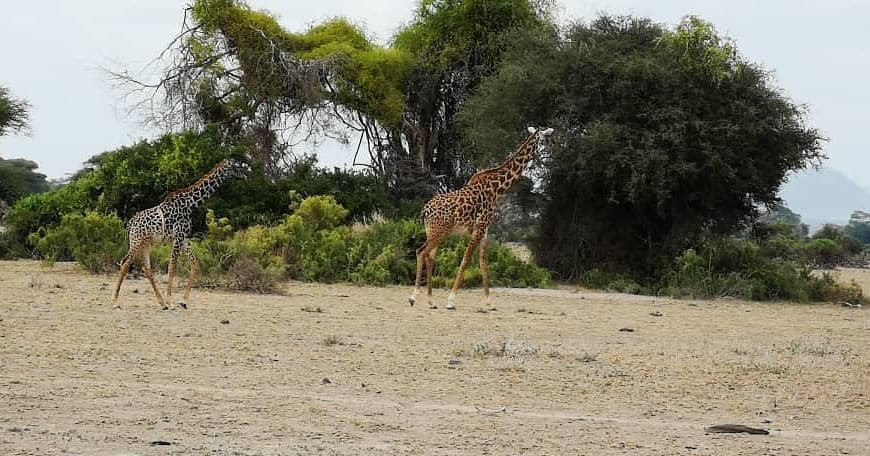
[784,336,835,357]
[322,335,345,347]
[576,352,598,363]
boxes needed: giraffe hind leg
[409,240,429,306]
[479,231,494,310]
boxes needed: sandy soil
[1,260,869,455]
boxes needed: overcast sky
[1,0,868,189]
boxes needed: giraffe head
[222,158,251,180]
[526,126,554,153]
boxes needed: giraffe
[112,158,249,309]
[409,126,554,310]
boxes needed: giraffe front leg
[142,250,167,310]
[112,251,135,309]
[426,247,438,309]
[447,232,482,310]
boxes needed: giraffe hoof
[428,304,438,310]
[177,301,188,310]
[446,304,456,311]
[408,297,415,306]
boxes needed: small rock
[705,424,769,435]
[132,288,139,294]
[220,319,230,325]
[321,378,331,385]
[649,311,663,317]
[448,358,462,366]
[841,301,862,309]
[761,418,772,424]
[619,327,635,332]
[150,440,173,446]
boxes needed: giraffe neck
[489,133,538,195]
[165,160,233,209]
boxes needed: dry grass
[1,261,869,455]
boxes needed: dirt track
[1,260,869,455]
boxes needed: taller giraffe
[112,158,249,309]
[409,126,554,310]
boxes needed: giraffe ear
[527,126,537,134]
[542,128,554,136]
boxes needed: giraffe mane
[162,159,230,202]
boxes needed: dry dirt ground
[1,260,869,455]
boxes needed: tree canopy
[119,0,552,194]
[0,86,31,137]
[460,16,825,279]
[0,87,47,208]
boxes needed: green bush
[580,269,642,294]
[657,237,865,303]
[30,212,126,273]
[151,197,550,290]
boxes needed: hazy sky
[1,1,868,188]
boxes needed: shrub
[31,212,126,273]
[657,237,865,303]
[293,195,348,232]
[18,196,550,290]
[580,269,642,294]
[225,256,280,293]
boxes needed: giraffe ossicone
[409,127,554,310]
[112,158,249,309]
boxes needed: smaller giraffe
[112,158,249,309]
[409,126,554,310]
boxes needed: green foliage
[844,211,870,244]
[4,180,93,254]
[82,127,234,220]
[30,212,126,273]
[153,197,549,290]
[0,86,30,136]
[758,204,808,237]
[191,0,412,126]
[579,269,642,294]
[2,127,410,258]
[0,158,50,205]
[292,195,348,231]
[657,237,865,303]
[461,14,825,281]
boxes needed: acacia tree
[0,86,48,207]
[115,0,550,195]
[0,86,30,137]
[461,16,825,279]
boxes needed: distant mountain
[779,167,870,229]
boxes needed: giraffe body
[409,127,554,310]
[112,158,249,309]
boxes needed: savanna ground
[1,260,868,455]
